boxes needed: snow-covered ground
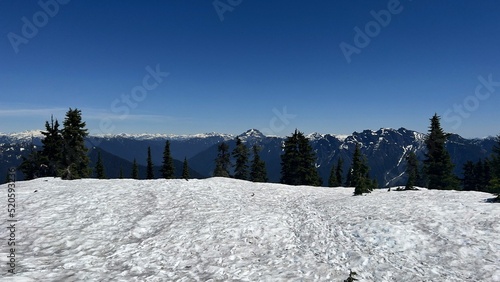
[1,177,499,281]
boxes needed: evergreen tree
[214,142,231,177]
[60,108,90,179]
[335,157,344,187]
[423,114,459,190]
[132,158,139,179]
[232,137,249,180]
[119,165,124,179]
[488,134,500,199]
[328,163,337,187]
[146,146,154,179]
[280,129,321,186]
[182,157,190,180]
[351,143,372,195]
[250,144,268,182]
[161,140,175,179]
[19,142,42,180]
[405,151,419,190]
[462,160,476,191]
[40,115,63,176]
[95,150,106,179]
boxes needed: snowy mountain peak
[239,129,266,138]
[1,129,44,141]
[306,132,325,140]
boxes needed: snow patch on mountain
[1,177,498,281]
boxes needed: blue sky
[1,0,500,138]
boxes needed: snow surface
[1,178,499,281]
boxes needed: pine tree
[232,137,249,180]
[351,143,372,195]
[40,115,63,176]
[95,150,106,179]
[146,146,154,179]
[280,130,301,185]
[161,140,175,179]
[328,163,337,187]
[423,114,459,190]
[60,108,90,179]
[462,160,476,191]
[19,142,42,180]
[405,151,419,190]
[214,142,231,177]
[250,144,268,182]
[182,157,190,180]
[280,129,321,186]
[132,158,139,179]
[488,134,500,199]
[119,165,124,179]
[335,157,344,187]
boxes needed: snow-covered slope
[1,178,499,281]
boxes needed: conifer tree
[423,114,459,190]
[132,158,139,179]
[335,157,344,187]
[19,142,42,180]
[60,108,90,179]
[351,143,372,195]
[161,140,175,179]
[214,142,230,177]
[462,160,476,191]
[405,151,419,190]
[182,157,190,180]
[146,146,154,179]
[250,144,268,182]
[232,137,249,180]
[328,163,337,187]
[119,165,124,179]
[280,129,321,186]
[95,150,106,179]
[40,115,63,176]
[488,134,500,199]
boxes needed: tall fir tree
[40,115,64,176]
[350,143,373,195]
[488,134,500,199]
[119,165,124,179]
[95,150,106,179]
[19,141,42,180]
[280,129,321,186]
[146,146,154,179]
[213,142,231,177]
[328,163,337,187]
[161,140,175,179]
[232,137,249,180]
[462,160,476,191]
[182,157,190,180]
[335,157,344,187]
[405,151,419,190]
[423,114,459,190]
[61,108,90,179]
[132,158,139,179]
[250,144,268,182]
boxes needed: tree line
[16,109,500,200]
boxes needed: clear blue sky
[1,0,500,138]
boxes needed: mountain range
[0,128,497,186]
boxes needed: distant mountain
[1,128,496,186]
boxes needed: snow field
[1,177,499,281]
